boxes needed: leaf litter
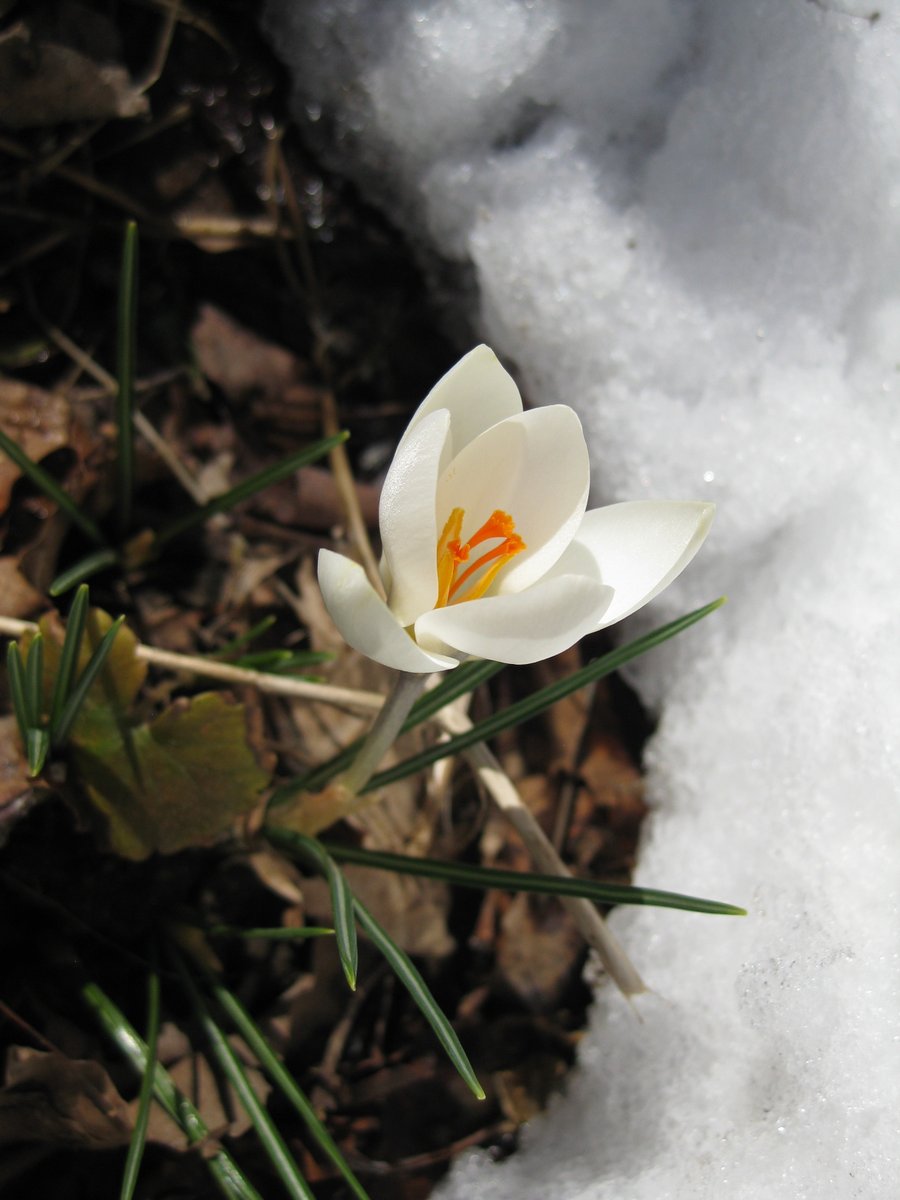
[0,2,652,1195]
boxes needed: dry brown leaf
[0,557,45,618]
[495,893,583,1010]
[0,714,44,845]
[0,8,148,128]
[0,379,71,512]
[0,1048,132,1148]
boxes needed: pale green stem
[340,670,428,797]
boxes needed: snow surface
[264,2,900,1195]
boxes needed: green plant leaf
[0,425,105,545]
[74,690,269,859]
[154,432,349,548]
[49,583,89,730]
[193,959,370,1200]
[49,547,120,597]
[366,598,726,791]
[6,640,28,746]
[23,631,44,729]
[119,952,159,1200]
[52,615,125,748]
[171,948,315,1200]
[208,925,335,940]
[284,834,358,990]
[25,726,50,777]
[315,840,746,916]
[82,980,263,1200]
[353,895,485,1101]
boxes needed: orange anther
[435,508,526,607]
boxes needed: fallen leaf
[34,609,270,858]
[0,379,71,512]
[0,714,44,845]
[0,556,45,617]
[0,7,148,128]
[0,1048,132,1148]
[495,893,583,1010]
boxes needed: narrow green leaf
[0,426,105,545]
[317,840,747,917]
[25,727,50,776]
[155,432,349,548]
[353,896,485,1100]
[116,220,139,534]
[50,584,89,730]
[6,641,28,746]
[286,835,358,990]
[209,925,334,940]
[52,615,125,747]
[212,616,277,656]
[171,949,315,1200]
[366,598,726,791]
[23,632,43,730]
[198,963,371,1200]
[82,980,263,1200]
[49,548,119,597]
[119,953,160,1200]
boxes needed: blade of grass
[6,641,28,745]
[352,894,485,1100]
[82,980,263,1200]
[116,220,138,533]
[52,615,125,747]
[196,962,371,1200]
[25,727,50,776]
[49,547,119,597]
[366,598,725,791]
[170,947,316,1200]
[208,925,334,940]
[49,583,89,730]
[155,432,349,547]
[119,951,160,1200]
[314,840,746,916]
[286,835,358,990]
[212,615,277,656]
[0,426,105,544]
[23,631,43,729]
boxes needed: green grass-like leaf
[197,961,371,1200]
[287,835,358,990]
[316,840,746,916]
[52,614,125,747]
[119,953,160,1200]
[154,432,350,548]
[49,583,89,729]
[0,426,106,545]
[352,894,485,1100]
[23,631,43,729]
[171,948,315,1200]
[116,220,139,534]
[6,641,28,746]
[82,980,263,1200]
[49,548,120,597]
[208,925,335,940]
[366,598,726,791]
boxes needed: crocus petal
[380,409,450,625]
[548,500,716,628]
[397,344,523,459]
[414,573,613,665]
[436,405,590,594]
[318,550,459,673]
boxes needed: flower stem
[340,671,428,797]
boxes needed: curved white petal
[398,345,523,459]
[379,409,450,625]
[414,573,613,665]
[548,500,715,628]
[436,405,590,594]
[318,550,458,673]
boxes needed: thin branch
[436,705,647,1000]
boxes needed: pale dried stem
[436,705,647,1000]
[0,617,384,714]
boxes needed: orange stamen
[435,508,526,607]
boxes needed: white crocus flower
[318,345,714,673]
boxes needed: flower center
[435,507,526,608]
